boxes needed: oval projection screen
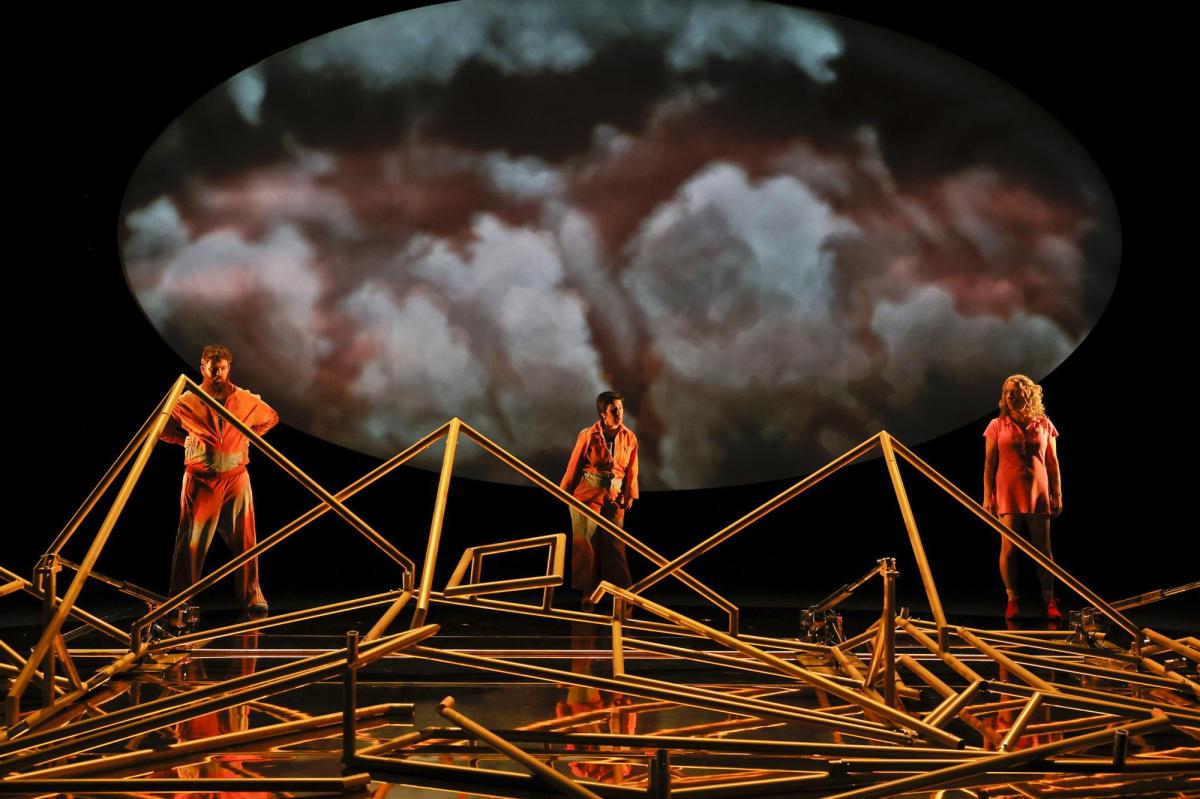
[120,0,1119,489]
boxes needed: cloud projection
[120,0,1120,489]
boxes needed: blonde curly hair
[998,374,1045,420]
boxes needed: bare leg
[1026,516,1054,600]
[998,513,1024,598]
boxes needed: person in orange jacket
[561,391,638,600]
[160,345,278,617]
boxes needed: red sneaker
[1044,598,1063,621]
[1005,598,1021,621]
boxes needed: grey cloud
[285,0,841,88]
[228,66,267,126]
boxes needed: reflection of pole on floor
[13,703,409,781]
[0,626,438,773]
[437,696,603,799]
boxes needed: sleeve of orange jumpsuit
[561,429,588,495]
[243,393,279,437]
[623,436,639,502]
[159,406,189,446]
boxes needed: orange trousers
[169,469,265,609]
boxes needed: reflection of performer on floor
[160,345,277,619]
[561,391,638,606]
[982,374,1063,622]
[556,619,638,783]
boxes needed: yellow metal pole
[14,703,408,780]
[631,434,883,594]
[44,387,174,557]
[1142,628,1200,663]
[897,619,984,683]
[182,377,415,572]
[897,654,1002,748]
[999,693,1045,752]
[364,590,414,642]
[438,696,604,799]
[593,582,962,748]
[134,420,447,637]
[0,566,128,645]
[956,627,1058,693]
[887,436,1143,647]
[819,712,1172,799]
[458,421,739,627]
[412,418,460,627]
[5,375,186,725]
[878,433,948,651]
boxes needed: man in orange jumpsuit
[560,391,638,599]
[160,345,278,617]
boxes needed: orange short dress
[984,415,1058,516]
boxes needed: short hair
[201,344,234,365]
[596,390,624,416]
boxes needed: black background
[15,4,1195,623]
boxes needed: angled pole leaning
[630,433,883,595]
[878,432,949,652]
[5,374,187,726]
[886,436,1143,647]
[458,421,740,630]
[133,420,449,642]
[43,383,177,558]
[180,377,414,572]
[412,418,460,627]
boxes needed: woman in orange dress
[983,375,1063,621]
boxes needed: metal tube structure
[342,630,359,763]
[364,590,414,641]
[458,421,739,628]
[146,588,410,651]
[36,561,57,709]
[878,433,948,650]
[1000,693,1045,752]
[5,374,187,726]
[886,436,1142,646]
[955,627,1057,693]
[132,428,450,640]
[412,418,461,627]
[131,378,418,642]
[591,582,962,748]
[11,703,410,780]
[0,625,438,768]
[0,776,373,793]
[406,645,912,743]
[925,679,985,729]
[438,696,604,799]
[818,712,1173,799]
[897,654,1002,748]
[614,671,902,739]
[44,385,174,557]
[898,619,985,683]
[630,435,882,595]
[0,566,129,645]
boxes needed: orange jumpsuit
[560,421,638,592]
[161,386,278,609]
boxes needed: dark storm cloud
[120,0,1120,488]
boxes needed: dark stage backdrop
[19,5,1195,622]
